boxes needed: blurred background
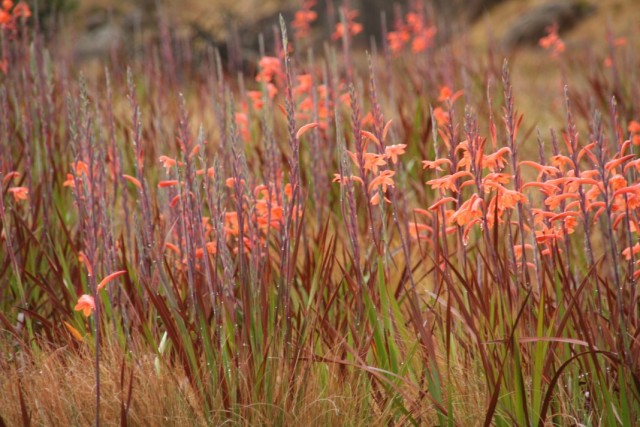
[34,0,638,65]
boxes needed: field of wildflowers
[1,0,639,425]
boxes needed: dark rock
[502,0,596,49]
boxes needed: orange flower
[165,242,180,254]
[332,8,362,40]
[292,8,317,39]
[1,171,19,185]
[518,160,560,180]
[482,147,512,171]
[159,155,177,172]
[495,188,527,209]
[296,122,319,139]
[539,24,565,58]
[483,173,511,190]
[360,130,381,149]
[422,158,452,172]
[412,26,437,53]
[205,241,218,254]
[514,243,533,261]
[384,144,407,164]
[11,1,29,18]
[428,196,457,211]
[256,56,282,85]
[437,86,463,103]
[622,243,640,261]
[363,153,387,174]
[72,160,90,176]
[97,270,127,292]
[550,155,574,170]
[522,181,560,196]
[63,173,76,188]
[370,191,388,206]
[449,194,483,226]
[432,107,449,128]
[225,177,245,189]
[295,74,314,96]
[122,174,142,189]
[544,192,579,211]
[629,120,640,134]
[2,1,13,12]
[409,222,432,241]
[387,30,410,54]
[7,186,28,201]
[332,174,363,186]
[368,170,395,193]
[74,294,95,317]
[426,171,473,193]
[0,9,9,25]
[196,167,215,178]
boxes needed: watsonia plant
[0,1,639,425]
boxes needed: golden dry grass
[2,342,438,426]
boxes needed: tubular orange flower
[158,180,179,188]
[72,160,89,176]
[422,158,452,171]
[605,154,635,172]
[159,155,177,172]
[78,251,93,277]
[225,177,245,189]
[63,173,76,188]
[363,153,387,174]
[426,171,473,192]
[74,294,95,317]
[449,193,483,226]
[361,130,381,148]
[256,56,282,84]
[438,86,452,102]
[412,26,437,53]
[7,186,28,201]
[2,171,19,184]
[296,122,319,139]
[539,24,565,58]
[97,270,127,292]
[0,9,9,26]
[292,5,317,39]
[332,174,363,186]
[497,188,528,209]
[462,218,482,245]
[622,243,640,261]
[368,170,395,193]
[513,243,533,260]
[370,191,387,206]
[518,160,560,179]
[206,241,218,255]
[483,173,511,190]
[332,8,362,40]
[387,30,410,54]
[196,167,215,178]
[550,155,574,170]
[165,242,180,254]
[628,120,640,134]
[432,107,449,128]
[428,196,457,211]
[544,192,579,210]
[122,174,142,189]
[384,144,407,164]
[482,147,511,171]
[11,1,29,18]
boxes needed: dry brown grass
[1,342,425,426]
